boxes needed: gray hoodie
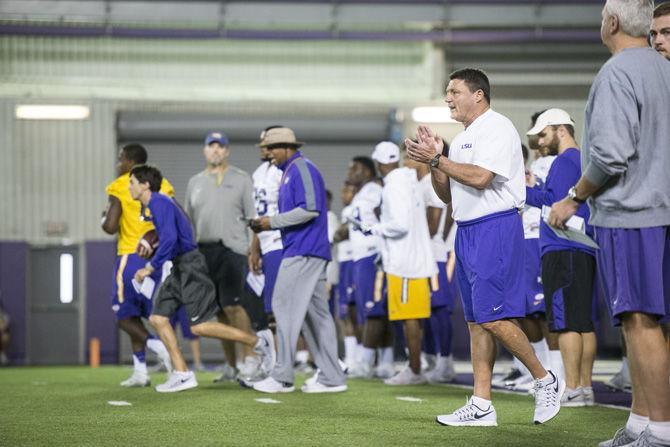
[581,47,670,228]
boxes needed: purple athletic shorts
[262,249,283,314]
[352,255,387,325]
[338,260,355,319]
[455,209,526,324]
[524,238,545,315]
[170,306,198,340]
[594,226,670,326]
[431,261,455,311]
[111,253,158,320]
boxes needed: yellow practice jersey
[105,173,175,255]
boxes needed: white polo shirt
[419,174,448,263]
[449,109,526,222]
[348,181,382,261]
[252,161,283,254]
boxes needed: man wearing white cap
[366,141,436,385]
[406,68,564,427]
[526,108,597,408]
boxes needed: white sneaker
[597,427,638,447]
[305,370,320,387]
[507,372,534,390]
[306,360,349,386]
[375,363,396,379]
[436,397,498,427]
[213,364,238,383]
[561,387,586,407]
[383,367,427,386]
[239,355,262,378]
[426,357,457,384]
[421,354,437,373]
[492,368,522,388]
[155,371,198,393]
[254,329,276,375]
[582,386,595,407]
[348,361,373,379]
[301,381,348,393]
[120,371,150,387]
[252,376,295,394]
[533,370,565,424]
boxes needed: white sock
[355,344,366,363]
[379,347,394,365]
[438,354,454,370]
[361,347,376,366]
[513,356,531,377]
[296,350,309,364]
[531,339,550,371]
[132,354,147,375]
[626,412,649,436]
[471,395,492,409]
[549,350,565,383]
[344,336,357,364]
[648,421,670,441]
[146,338,168,358]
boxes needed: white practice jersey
[252,161,283,254]
[337,205,354,263]
[348,181,382,261]
[373,167,437,279]
[419,174,449,263]
[326,210,339,285]
[449,109,526,222]
[523,155,557,239]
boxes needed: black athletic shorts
[541,250,596,333]
[198,242,247,309]
[152,249,220,326]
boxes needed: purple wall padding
[0,242,28,364]
[85,241,118,364]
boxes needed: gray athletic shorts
[152,249,220,326]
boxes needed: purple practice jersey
[276,151,331,260]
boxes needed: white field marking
[32,381,47,386]
[396,396,424,402]
[255,398,281,404]
[107,401,132,406]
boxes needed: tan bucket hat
[257,127,304,148]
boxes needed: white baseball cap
[371,141,400,164]
[526,108,575,136]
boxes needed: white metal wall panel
[0,98,116,242]
[0,36,435,103]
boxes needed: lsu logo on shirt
[460,143,473,150]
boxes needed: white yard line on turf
[255,398,281,404]
[396,396,424,402]
[107,401,132,406]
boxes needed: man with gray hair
[549,0,670,445]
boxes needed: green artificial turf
[0,366,626,446]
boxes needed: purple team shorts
[170,306,198,340]
[594,226,670,326]
[455,209,526,324]
[111,253,158,320]
[431,261,455,311]
[352,255,387,325]
[338,260,355,319]
[524,238,546,315]
[261,249,283,314]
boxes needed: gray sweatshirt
[581,47,670,228]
